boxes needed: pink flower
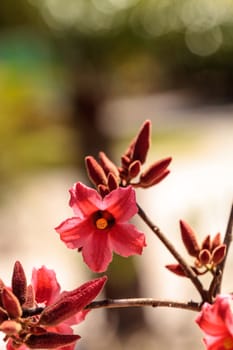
[1,261,106,350]
[196,294,233,350]
[31,266,89,350]
[55,182,146,272]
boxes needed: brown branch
[86,298,201,312]
[137,203,207,301]
[210,203,233,297]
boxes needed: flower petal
[81,233,112,272]
[56,218,94,250]
[109,223,146,257]
[103,186,138,222]
[32,266,61,306]
[69,182,101,216]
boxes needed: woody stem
[86,298,201,312]
[137,203,208,302]
[210,203,233,297]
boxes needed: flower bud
[211,233,222,251]
[39,276,107,326]
[212,244,226,265]
[165,264,187,277]
[107,173,119,192]
[140,158,172,187]
[1,287,22,319]
[129,160,141,179]
[201,235,211,251]
[199,249,211,265]
[99,152,119,178]
[12,261,27,306]
[132,120,151,164]
[85,156,107,187]
[180,220,200,257]
[25,332,80,349]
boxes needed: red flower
[196,294,233,350]
[55,182,146,272]
[31,266,89,350]
[1,261,107,350]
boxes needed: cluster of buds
[85,120,172,196]
[166,220,226,276]
[0,261,106,349]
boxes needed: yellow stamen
[96,218,108,230]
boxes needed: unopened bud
[25,332,80,349]
[1,287,22,319]
[165,264,187,277]
[128,160,141,179]
[201,235,211,251]
[85,156,107,187]
[132,120,151,164]
[98,152,119,178]
[107,173,119,191]
[179,220,200,257]
[12,261,27,306]
[212,244,226,265]
[140,157,172,187]
[199,249,211,265]
[211,233,222,251]
[40,276,107,326]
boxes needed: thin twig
[210,203,233,297]
[137,203,207,301]
[86,298,201,312]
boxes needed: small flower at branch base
[0,261,107,350]
[196,294,233,350]
[55,182,146,272]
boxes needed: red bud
[212,244,226,265]
[199,249,211,265]
[128,160,141,178]
[99,152,119,178]
[1,287,22,319]
[98,184,110,197]
[25,332,80,349]
[12,261,27,306]
[85,156,107,187]
[107,173,119,191]
[165,264,187,277]
[39,276,107,326]
[201,235,211,251]
[23,284,35,309]
[132,120,151,164]
[211,233,222,251]
[179,220,200,257]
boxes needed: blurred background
[0,0,233,349]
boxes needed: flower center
[224,337,233,349]
[96,218,108,230]
[93,210,115,230]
